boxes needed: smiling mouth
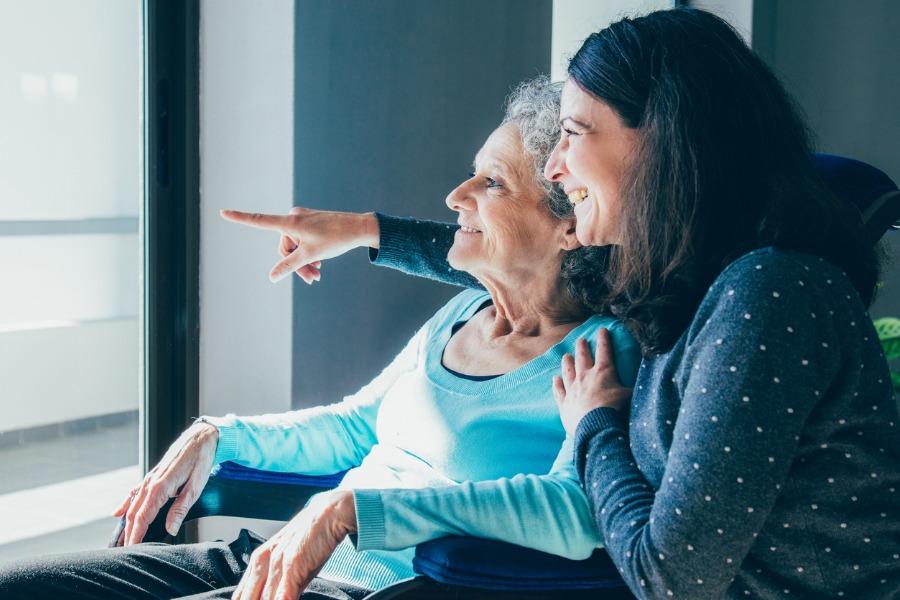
[568,190,589,206]
[458,226,482,233]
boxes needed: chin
[446,248,466,272]
[574,226,597,247]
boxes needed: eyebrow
[560,117,591,129]
[472,158,512,177]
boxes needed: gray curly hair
[501,76,571,220]
[502,76,612,315]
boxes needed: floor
[0,420,140,562]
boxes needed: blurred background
[0,0,897,560]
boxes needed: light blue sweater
[207,289,641,591]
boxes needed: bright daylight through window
[0,0,142,560]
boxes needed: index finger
[220,209,289,232]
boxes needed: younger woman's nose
[543,139,568,182]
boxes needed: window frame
[144,0,200,476]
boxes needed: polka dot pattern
[574,249,900,599]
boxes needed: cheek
[490,220,529,251]
[573,202,598,246]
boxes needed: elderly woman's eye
[485,177,502,188]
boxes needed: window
[0,0,143,559]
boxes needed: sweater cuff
[351,490,387,551]
[369,213,409,266]
[573,407,627,480]
[200,414,241,465]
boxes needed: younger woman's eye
[563,127,579,136]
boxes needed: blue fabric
[206,289,642,591]
[211,461,347,488]
[210,463,633,592]
[812,153,898,214]
[412,537,627,591]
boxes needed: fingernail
[270,270,287,283]
[167,523,180,536]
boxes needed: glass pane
[0,0,140,220]
[0,0,142,560]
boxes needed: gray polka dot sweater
[574,248,900,599]
[369,215,900,599]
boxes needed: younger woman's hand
[553,328,633,436]
[232,491,357,600]
[220,207,380,284]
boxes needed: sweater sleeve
[203,322,428,474]
[574,254,844,598]
[352,436,603,560]
[369,213,483,290]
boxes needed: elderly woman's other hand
[221,207,380,284]
[232,491,357,600]
[112,420,219,546]
[554,328,634,436]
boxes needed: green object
[874,317,900,393]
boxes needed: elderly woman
[0,77,640,600]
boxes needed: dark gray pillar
[292,0,552,407]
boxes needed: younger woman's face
[544,78,638,247]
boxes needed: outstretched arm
[221,207,380,283]
[370,213,481,289]
[221,207,482,289]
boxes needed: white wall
[550,1,757,82]
[691,0,754,43]
[551,0,671,81]
[198,0,296,541]
[198,0,294,419]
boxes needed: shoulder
[705,248,853,309]
[582,314,638,350]
[578,314,642,387]
[426,289,491,329]
[446,288,491,312]
[689,248,857,342]
[716,247,847,287]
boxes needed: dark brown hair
[568,8,880,356]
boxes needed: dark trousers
[0,529,372,600]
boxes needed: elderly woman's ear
[559,219,582,251]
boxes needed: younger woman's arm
[370,213,482,289]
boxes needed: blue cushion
[413,536,627,591]
[812,153,898,213]
[212,461,347,488]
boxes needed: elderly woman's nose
[543,139,567,182]
[445,182,473,212]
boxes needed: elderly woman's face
[445,122,567,278]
